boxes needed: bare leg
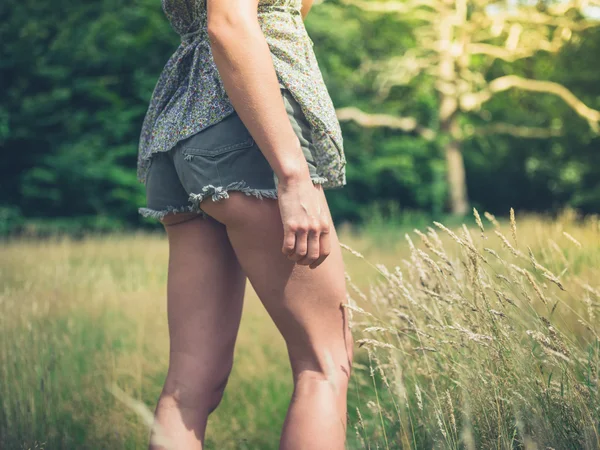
[149,214,246,450]
[200,185,354,450]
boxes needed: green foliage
[465,26,600,214]
[1,0,599,233]
[1,0,176,232]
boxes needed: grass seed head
[473,208,485,234]
[510,208,518,245]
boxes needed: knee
[294,361,352,397]
[161,368,231,414]
[288,322,354,395]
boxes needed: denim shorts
[139,85,327,221]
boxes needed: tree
[337,0,600,215]
[0,0,177,231]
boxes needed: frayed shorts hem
[139,177,327,222]
[138,205,208,221]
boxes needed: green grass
[1,210,599,449]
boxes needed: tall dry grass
[344,210,600,449]
[1,210,598,449]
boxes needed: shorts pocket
[181,111,255,157]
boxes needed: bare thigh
[199,188,353,382]
[160,213,246,408]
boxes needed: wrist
[274,140,311,185]
[277,161,311,185]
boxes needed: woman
[137,0,353,448]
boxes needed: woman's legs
[149,214,246,450]
[200,184,354,450]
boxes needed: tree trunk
[438,5,469,216]
[445,138,469,215]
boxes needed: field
[1,211,599,449]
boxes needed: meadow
[1,210,599,449]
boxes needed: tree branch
[469,43,536,62]
[336,107,436,140]
[468,38,564,62]
[473,123,564,138]
[462,75,600,131]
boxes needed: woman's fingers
[297,229,321,265]
[277,180,331,267]
[282,226,297,257]
[290,229,309,262]
[284,216,330,267]
[309,229,331,269]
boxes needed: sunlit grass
[345,210,600,449]
[0,234,295,449]
[1,210,599,449]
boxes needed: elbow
[207,12,256,43]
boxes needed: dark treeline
[1,0,599,234]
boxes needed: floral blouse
[137,0,346,188]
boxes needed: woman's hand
[207,0,330,270]
[278,177,331,270]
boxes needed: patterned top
[137,0,346,188]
